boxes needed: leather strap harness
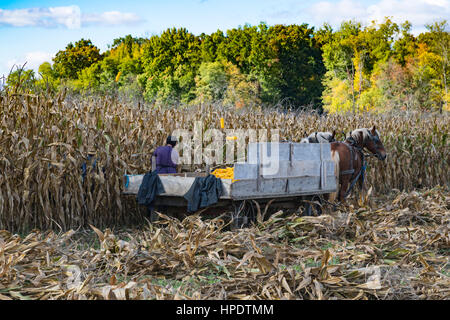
[338,136,367,199]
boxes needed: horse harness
[338,137,367,199]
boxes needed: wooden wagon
[123,142,337,228]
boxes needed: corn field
[0,92,449,232]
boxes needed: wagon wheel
[313,195,324,216]
[303,197,313,216]
[302,195,323,216]
[230,200,257,229]
[148,206,160,223]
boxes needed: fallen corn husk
[0,187,448,300]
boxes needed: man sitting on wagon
[152,136,180,174]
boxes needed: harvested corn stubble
[0,187,448,300]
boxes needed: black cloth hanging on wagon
[137,171,165,211]
[183,174,223,213]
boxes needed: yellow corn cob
[211,167,237,182]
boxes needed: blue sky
[1,0,449,78]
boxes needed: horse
[329,126,387,203]
[301,130,336,143]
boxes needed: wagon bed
[123,143,337,225]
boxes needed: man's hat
[166,136,177,145]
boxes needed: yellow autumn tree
[322,73,354,113]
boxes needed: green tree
[76,62,102,90]
[5,68,36,93]
[217,23,325,108]
[140,28,201,103]
[223,61,260,108]
[393,21,418,66]
[199,30,226,62]
[110,34,147,51]
[322,20,362,111]
[423,21,450,111]
[322,19,400,112]
[374,58,418,111]
[53,39,103,79]
[265,24,325,107]
[108,35,145,74]
[36,62,59,92]
[195,61,228,102]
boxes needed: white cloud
[82,11,143,26]
[6,51,54,75]
[0,5,81,29]
[0,5,142,29]
[49,5,81,29]
[308,0,367,26]
[307,0,450,33]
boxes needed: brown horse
[329,126,387,203]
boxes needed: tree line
[5,19,450,113]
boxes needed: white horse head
[302,130,336,143]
